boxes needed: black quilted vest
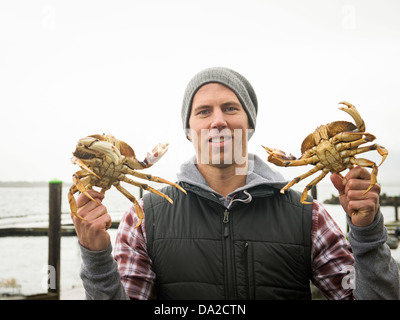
[143,182,313,300]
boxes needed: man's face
[188,83,251,168]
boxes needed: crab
[68,134,186,228]
[263,101,388,204]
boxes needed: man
[72,67,399,299]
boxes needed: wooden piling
[48,179,62,299]
[311,186,317,200]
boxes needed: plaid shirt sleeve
[114,198,355,300]
[311,200,355,299]
[114,198,156,300]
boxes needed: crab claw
[262,146,296,160]
[262,146,298,167]
[338,101,366,132]
[144,142,169,166]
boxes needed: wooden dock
[0,225,76,237]
[1,181,102,300]
[0,221,120,237]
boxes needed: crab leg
[281,163,324,194]
[373,144,388,166]
[73,175,100,204]
[68,183,87,221]
[272,155,319,167]
[340,144,388,166]
[349,158,379,195]
[100,187,111,194]
[125,168,187,194]
[300,168,330,204]
[334,133,376,150]
[262,146,318,167]
[68,184,81,219]
[69,175,102,221]
[331,132,374,145]
[121,176,174,204]
[71,156,101,180]
[114,183,144,228]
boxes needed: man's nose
[210,109,227,129]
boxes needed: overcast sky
[1,0,399,193]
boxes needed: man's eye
[198,109,210,115]
[224,106,237,112]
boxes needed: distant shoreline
[0,181,71,188]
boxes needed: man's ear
[185,128,193,141]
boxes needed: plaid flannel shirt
[114,198,354,300]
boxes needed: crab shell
[300,121,357,154]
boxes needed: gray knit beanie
[181,67,258,137]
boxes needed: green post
[48,179,62,299]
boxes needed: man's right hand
[71,190,112,251]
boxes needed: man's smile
[208,134,232,147]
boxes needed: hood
[176,153,289,198]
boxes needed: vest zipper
[243,241,251,299]
[223,209,229,237]
[222,208,235,299]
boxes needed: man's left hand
[331,166,381,227]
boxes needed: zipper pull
[243,242,249,258]
[223,209,229,237]
[223,209,229,223]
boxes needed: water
[0,183,399,296]
[0,185,136,296]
